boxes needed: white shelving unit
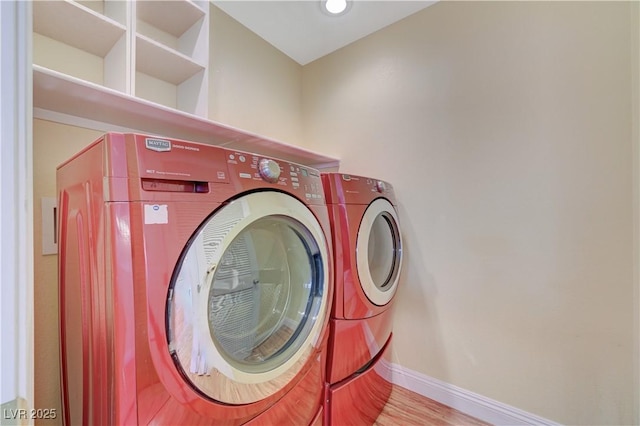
[32,0,208,116]
[30,0,339,169]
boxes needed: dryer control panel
[322,172,397,206]
[225,150,326,205]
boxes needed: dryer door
[356,198,403,306]
[167,192,329,404]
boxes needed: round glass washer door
[356,198,402,306]
[167,191,329,404]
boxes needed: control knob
[258,158,281,183]
[375,180,386,193]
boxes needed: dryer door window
[356,198,403,306]
[167,192,329,405]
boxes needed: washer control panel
[226,150,325,203]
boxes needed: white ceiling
[211,1,437,65]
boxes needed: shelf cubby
[135,34,205,85]
[32,0,128,92]
[134,0,209,116]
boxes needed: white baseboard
[388,363,561,426]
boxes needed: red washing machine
[57,133,333,425]
[321,173,403,425]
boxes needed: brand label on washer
[145,204,168,224]
[145,138,171,152]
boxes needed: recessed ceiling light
[323,0,349,15]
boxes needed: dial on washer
[258,158,281,183]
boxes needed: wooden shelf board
[33,65,340,169]
[136,34,204,85]
[33,0,126,57]
[137,0,205,37]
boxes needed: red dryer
[322,173,403,425]
[57,133,334,425]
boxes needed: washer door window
[168,192,329,404]
[356,198,402,306]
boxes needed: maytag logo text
[145,138,172,152]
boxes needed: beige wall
[209,5,303,145]
[302,2,638,424]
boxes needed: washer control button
[376,181,386,193]
[258,159,281,183]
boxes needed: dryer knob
[376,180,387,193]
[258,159,281,183]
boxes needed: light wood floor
[375,385,491,426]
